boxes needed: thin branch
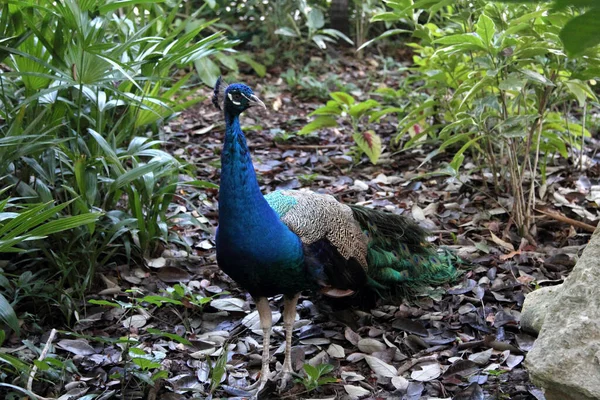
[27,328,58,400]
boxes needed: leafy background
[0,0,599,398]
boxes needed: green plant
[295,363,337,392]
[208,349,228,394]
[498,0,600,56]
[352,0,387,52]
[275,0,353,51]
[283,65,361,101]
[0,191,101,335]
[127,347,169,385]
[361,0,598,237]
[0,0,225,328]
[300,91,402,164]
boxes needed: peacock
[212,77,456,393]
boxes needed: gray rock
[526,226,600,400]
[521,285,562,334]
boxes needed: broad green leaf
[412,0,446,11]
[87,129,122,168]
[439,132,474,151]
[310,104,343,116]
[132,358,161,370]
[215,52,238,71]
[554,0,600,9]
[182,180,219,189]
[349,100,379,119]
[503,22,530,37]
[450,137,483,172]
[146,328,192,346]
[0,293,19,336]
[353,131,382,164]
[499,77,527,91]
[88,299,121,307]
[330,92,355,106]
[434,33,486,50]
[298,116,338,135]
[236,54,266,77]
[564,80,595,106]
[195,57,221,87]
[369,106,403,122]
[274,27,299,37]
[317,363,334,375]
[321,29,354,45]
[357,29,411,51]
[521,69,555,86]
[307,8,325,30]
[428,0,456,15]
[560,9,600,56]
[459,76,492,110]
[541,131,569,158]
[111,161,165,191]
[312,35,329,49]
[303,364,319,380]
[370,12,403,22]
[0,202,67,239]
[438,118,476,139]
[476,14,496,49]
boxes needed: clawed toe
[276,370,296,393]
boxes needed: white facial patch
[227,92,241,105]
[240,93,253,102]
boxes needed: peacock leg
[255,296,273,392]
[278,292,300,392]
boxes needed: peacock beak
[248,94,266,109]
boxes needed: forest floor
[157,52,596,399]
[17,52,600,400]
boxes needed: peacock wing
[265,190,369,295]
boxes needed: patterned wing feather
[265,190,369,267]
[265,190,369,294]
[264,191,458,298]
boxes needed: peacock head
[212,77,266,116]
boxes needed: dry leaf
[357,338,386,354]
[242,310,281,332]
[210,298,245,312]
[122,314,147,329]
[391,375,409,390]
[327,343,345,358]
[410,363,442,381]
[57,339,95,356]
[364,355,397,378]
[490,232,515,251]
[469,348,493,365]
[344,384,370,399]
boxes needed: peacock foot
[276,369,296,393]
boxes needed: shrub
[305,0,599,237]
[0,0,227,326]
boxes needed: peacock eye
[230,92,243,103]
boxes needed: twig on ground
[27,328,58,400]
[535,208,596,233]
[396,354,439,375]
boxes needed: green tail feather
[349,205,458,296]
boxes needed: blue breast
[216,116,312,297]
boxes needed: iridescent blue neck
[216,109,306,296]
[218,111,282,233]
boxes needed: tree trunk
[330,0,350,37]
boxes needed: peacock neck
[216,109,307,296]
[218,111,280,231]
